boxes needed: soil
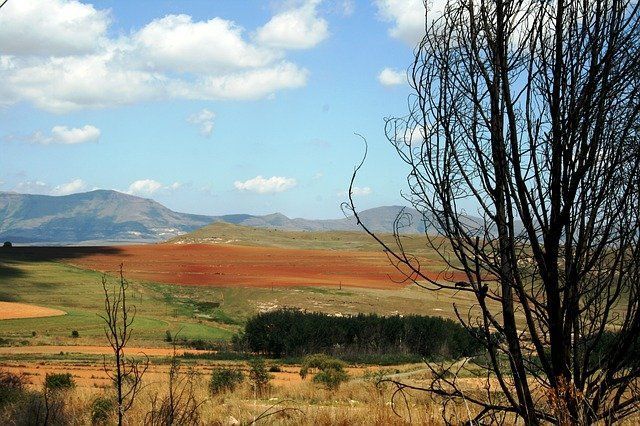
[0,302,66,320]
[59,244,464,289]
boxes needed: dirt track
[0,302,66,320]
[60,244,463,289]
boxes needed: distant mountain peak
[0,191,214,244]
[0,191,435,245]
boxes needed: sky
[0,0,427,219]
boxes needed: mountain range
[0,190,430,244]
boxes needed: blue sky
[0,0,427,219]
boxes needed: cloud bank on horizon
[0,0,426,219]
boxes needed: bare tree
[100,264,148,426]
[346,0,640,423]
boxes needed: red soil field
[6,244,465,289]
[68,244,411,289]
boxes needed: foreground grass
[0,359,466,425]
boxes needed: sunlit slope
[168,221,446,256]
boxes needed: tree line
[241,309,482,359]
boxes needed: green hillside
[168,221,444,256]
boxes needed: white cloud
[181,62,308,100]
[126,179,185,196]
[3,50,169,113]
[12,180,49,194]
[375,0,426,45]
[10,125,101,145]
[338,0,355,17]
[187,109,215,137]
[50,125,101,144]
[0,0,109,56]
[256,0,329,50]
[378,67,405,86]
[51,178,87,195]
[0,1,316,112]
[339,186,372,197]
[133,15,278,73]
[127,179,163,196]
[234,175,297,194]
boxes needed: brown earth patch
[59,244,464,289]
[0,302,66,320]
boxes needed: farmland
[0,227,483,424]
[0,226,477,347]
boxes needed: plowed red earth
[53,244,461,289]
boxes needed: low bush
[44,373,76,391]
[300,354,349,390]
[209,368,244,395]
[248,358,271,396]
[268,364,282,373]
[0,370,28,407]
[313,368,349,390]
[91,395,115,425]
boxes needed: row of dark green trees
[240,309,482,359]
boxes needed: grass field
[0,227,493,424]
[0,245,479,348]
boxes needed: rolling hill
[210,205,428,233]
[0,190,214,244]
[0,190,434,244]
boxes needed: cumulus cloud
[50,125,101,144]
[51,178,87,195]
[127,179,164,196]
[187,109,215,137]
[133,15,278,73]
[375,0,426,45]
[256,0,329,50]
[378,67,405,86]
[0,0,318,113]
[0,0,109,56]
[181,62,308,100]
[126,179,184,196]
[9,125,101,145]
[234,175,297,194]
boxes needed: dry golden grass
[0,301,66,320]
[0,359,471,425]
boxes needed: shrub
[71,330,79,338]
[0,370,28,407]
[164,330,172,342]
[300,354,349,390]
[313,368,349,390]
[268,364,282,373]
[91,396,115,425]
[248,358,271,396]
[299,354,346,379]
[209,368,244,395]
[3,241,11,248]
[44,373,75,391]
